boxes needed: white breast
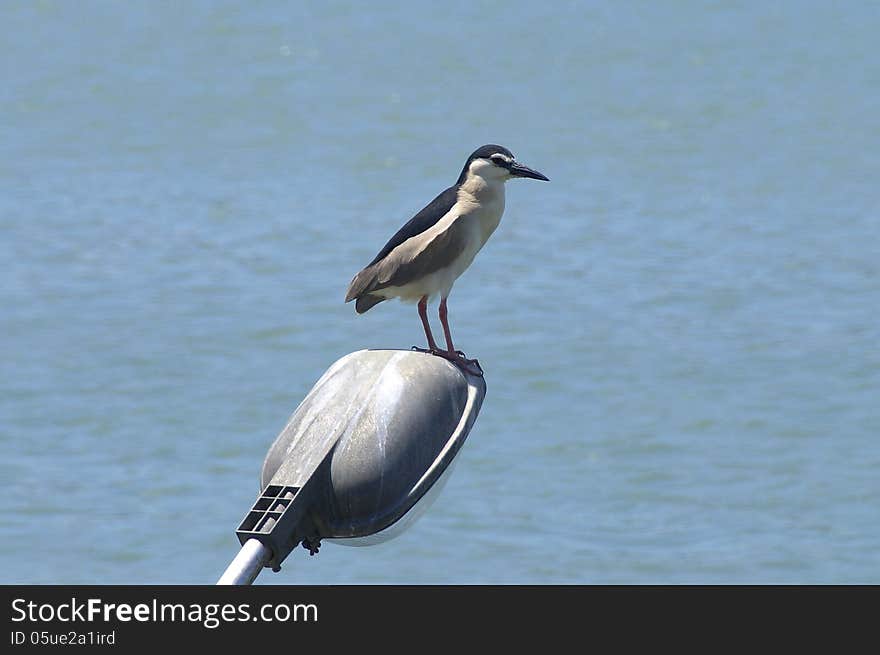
[457,173,507,250]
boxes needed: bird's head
[457,144,550,186]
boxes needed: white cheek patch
[468,159,493,175]
[469,156,512,178]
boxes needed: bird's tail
[354,294,386,314]
[345,266,386,314]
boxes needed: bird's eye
[491,155,508,165]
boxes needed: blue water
[2,1,878,584]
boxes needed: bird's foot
[412,346,483,377]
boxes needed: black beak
[509,161,549,181]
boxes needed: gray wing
[373,221,466,289]
[345,217,467,311]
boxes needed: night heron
[345,144,548,374]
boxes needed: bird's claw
[410,346,483,377]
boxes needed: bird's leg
[412,296,482,376]
[435,297,483,376]
[439,297,458,355]
[417,295,439,352]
